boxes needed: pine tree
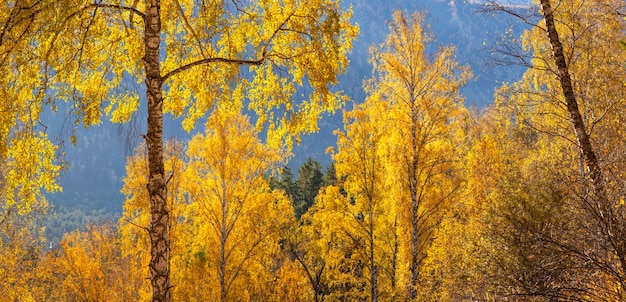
[295,158,324,218]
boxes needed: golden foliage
[4,1,626,300]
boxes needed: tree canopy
[2,1,626,301]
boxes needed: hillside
[44,0,530,240]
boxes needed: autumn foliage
[2,0,626,301]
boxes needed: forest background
[2,0,626,301]
[44,0,528,244]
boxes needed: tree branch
[174,0,208,58]
[129,220,150,233]
[85,3,145,20]
[161,8,297,82]
[482,1,542,29]
[162,53,265,83]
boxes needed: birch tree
[20,1,357,300]
[367,10,470,299]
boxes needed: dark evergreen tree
[270,166,298,202]
[323,162,338,187]
[295,158,324,218]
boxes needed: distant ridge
[46,0,531,239]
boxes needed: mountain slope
[45,0,531,238]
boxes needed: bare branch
[162,56,265,82]
[480,1,543,69]
[588,100,619,136]
[482,1,542,29]
[129,220,150,233]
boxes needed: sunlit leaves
[0,195,48,301]
[180,107,290,300]
[50,224,140,301]
[1,0,357,300]
[157,0,358,145]
[105,93,139,123]
[364,10,470,299]
[117,107,295,300]
[3,132,61,215]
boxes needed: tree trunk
[144,1,170,301]
[220,189,228,302]
[539,0,605,201]
[409,109,419,300]
[409,175,419,300]
[391,217,398,301]
[368,199,378,302]
[540,0,626,284]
